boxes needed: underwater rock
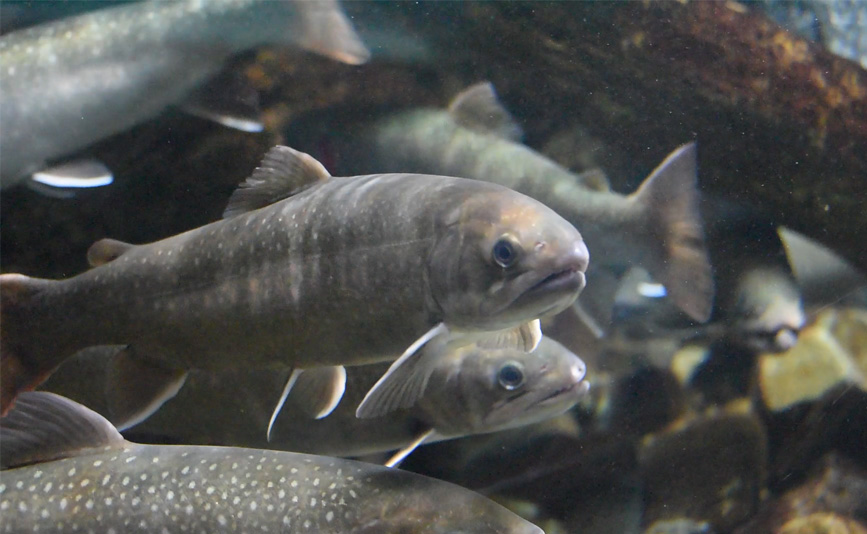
[638,399,767,532]
[736,453,867,534]
[759,308,867,413]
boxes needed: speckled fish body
[1,146,588,421]
[0,0,369,187]
[320,82,714,323]
[43,338,589,458]
[0,392,543,534]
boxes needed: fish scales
[0,0,369,187]
[316,83,713,322]
[2,147,588,422]
[0,392,543,534]
[12,175,462,370]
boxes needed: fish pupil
[498,362,525,390]
[492,239,517,268]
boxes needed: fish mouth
[524,268,585,299]
[535,380,589,407]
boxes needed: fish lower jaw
[536,380,589,407]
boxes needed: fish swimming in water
[42,338,589,466]
[298,81,713,323]
[0,391,544,534]
[0,0,370,191]
[1,145,589,433]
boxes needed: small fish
[1,145,589,432]
[0,391,544,534]
[305,81,714,323]
[43,338,589,466]
[0,0,370,191]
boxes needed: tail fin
[294,0,371,65]
[631,143,714,322]
[1,274,57,415]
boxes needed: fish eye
[497,361,525,390]
[492,237,519,268]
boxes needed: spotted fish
[0,392,544,534]
[305,81,714,323]
[0,0,370,191]
[1,145,589,434]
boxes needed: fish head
[731,266,806,353]
[430,188,589,331]
[418,339,589,436]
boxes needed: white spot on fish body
[290,480,298,488]
[80,479,90,487]
[326,511,334,523]
[310,498,316,507]
[105,497,113,506]
[218,515,227,526]
[0,501,9,512]
[85,499,93,510]
[33,470,43,479]
[15,481,23,489]
[43,482,52,493]
[167,491,174,500]
[92,460,103,467]
[125,456,137,464]
[60,498,68,510]
[181,466,190,475]
[250,501,257,511]
[40,508,49,518]
[278,489,285,499]
[67,467,76,476]
[122,476,130,486]
[102,475,111,486]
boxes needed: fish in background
[0,391,544,534]
[0,0,370,192]
[1,145,589,436]
[294,81,714,324]
[777,226,867,309]
[42,338,589,467]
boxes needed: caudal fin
[1,274,58,415]
[631,143,714,322]
[295,0,371,65]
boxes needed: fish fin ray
[476,320,542,352]
[106,347,187,431]
[223,145,331,218]
[355,324,449,419]
[294,0,370,65]
[267,368,302,442]
[1,391,125,470]
[632,142,714,322]
[1,274,59,416]
[86,238,137,267]
[29,160,113,190]
[289,366,347,419]
[448,82,524,141]
[384,428,437,468]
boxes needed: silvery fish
[42,338,589,467]
[309,82,713,323]
[1,145,589,434]
[0,0,370,191]
[0,392,543,534]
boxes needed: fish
[42,338,589,466]
[0,0,370,191]
[0,391,544,534]
[299,81,714,323]
[1,145,589,432]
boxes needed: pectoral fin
[29,160,113,190]
[105,347,187,431]
[290,366,347,419]
[180,69,264,133]
[355,323,449,419]
[384,428,437,468]
[476,319,542,352]
[267,368,302,442]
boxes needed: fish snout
[569,356,587,384]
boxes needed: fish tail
[1,274,58,415]
[294,0,371,65]
[631,143,714,322]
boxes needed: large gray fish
[308,82,713,323]
[0,392,543,534]
[1,145,589,432]
[42,338,589,466]
[0,0,370,190]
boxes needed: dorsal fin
[447,82,524,141]
[223,146,331,218]
[87,238,136,267]
[1,392,125,470]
